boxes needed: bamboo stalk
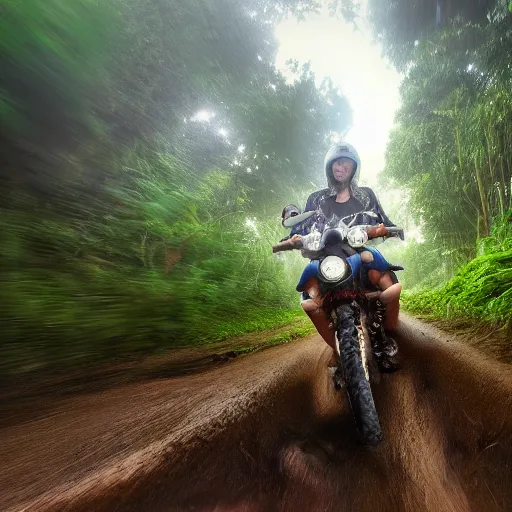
[485,124,505,217]
[475,155,490,237]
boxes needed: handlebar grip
[272,235,303,253]
[366,224,404,241]
[272,243,294,253]
[387,227,405,240]
[366,224,389,239]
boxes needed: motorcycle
[273,208,404,446]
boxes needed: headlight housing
[347,227,368,248]
[319,255,348,282]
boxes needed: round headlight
[347,227,368,248]
[320,255,348,282]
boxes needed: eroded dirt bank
[2,314,512,512]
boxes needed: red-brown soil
[2,314,511,511]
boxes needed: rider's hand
[366,223,388,239]
[288,234,303,248]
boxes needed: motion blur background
[1,0,511,377]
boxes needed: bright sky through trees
[276,7,402,185]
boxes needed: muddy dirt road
[2,314,512,512]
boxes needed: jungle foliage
[1,0,351,375]
[369,0,512,325]
[401,213,512,328]
[2,0,511,376]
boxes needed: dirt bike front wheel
[336,303,382,446]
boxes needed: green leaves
[368,0,498,70]
[374,1,511,323]
[402,246,512,327]
[382,14,512,262]
[0,0,353,375]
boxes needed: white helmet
[324,142,361,187]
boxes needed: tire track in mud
[3,314,512,512]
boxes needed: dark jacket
[288,186,395,238]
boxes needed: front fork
[332,298,388,388]
[364,298,389,358]
[332,303,370,387]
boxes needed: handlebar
[272,224,404,253]
[365,224,389,239]
[384,226,405,241]
[365,224,404,240]
[272,235,303,253]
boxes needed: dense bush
[401,212,512,327]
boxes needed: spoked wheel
[336,304,382,446]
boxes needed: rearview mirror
[281,204,316,228]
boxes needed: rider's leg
[366,268,400,371]
[377,272,401,331]
[361,249,402,331]
[366,269,401,331]
[301,299,336,350]
[361,248,401,371]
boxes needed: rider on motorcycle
[282,142,401,371]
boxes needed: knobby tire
[336,303,382,446]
